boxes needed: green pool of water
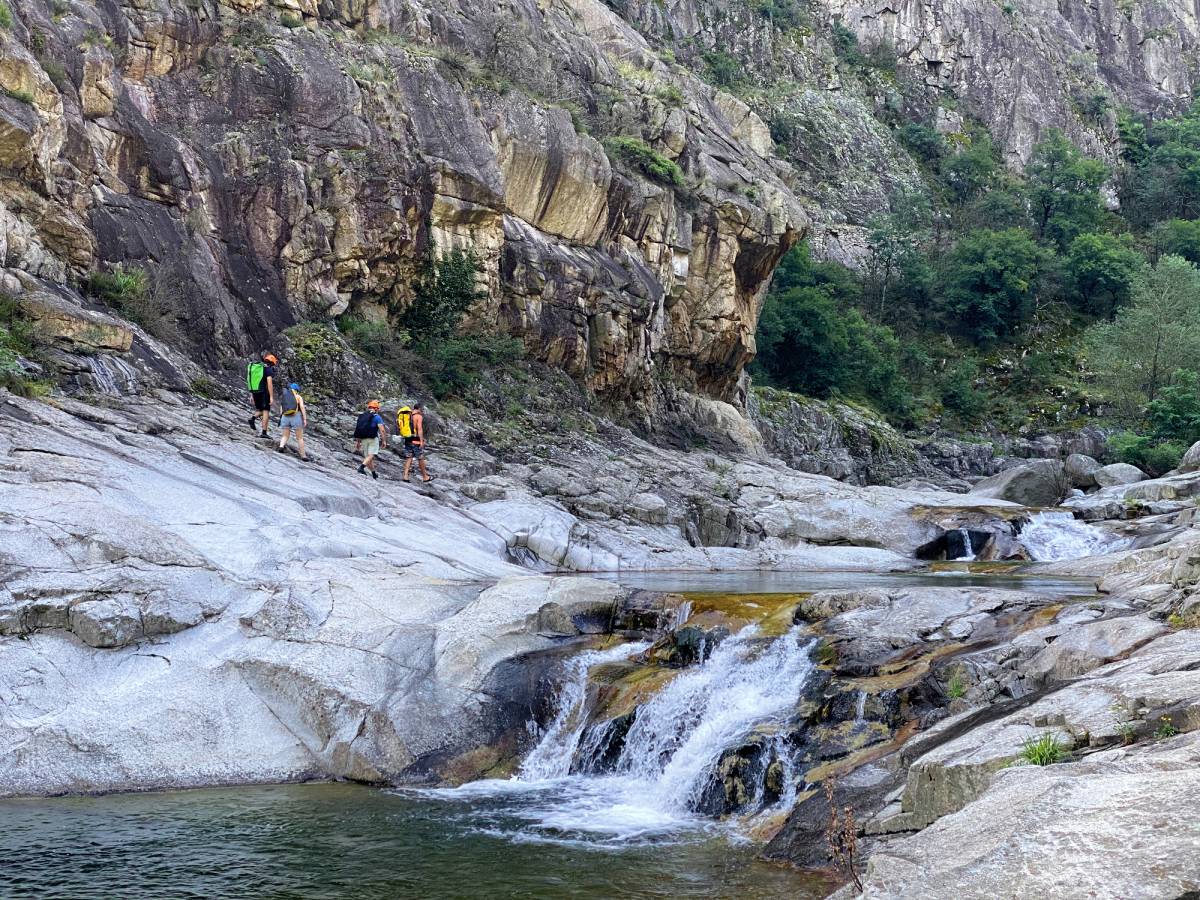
[1,783,829,899]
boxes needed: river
[0,557,1103,899]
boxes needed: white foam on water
[1020,511,1130,561]
[424,627,815,846]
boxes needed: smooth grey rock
[1095,463,1148,488]
[968,459,1067,507]
[1064,453,1101,490]
[1178,439,1200,474]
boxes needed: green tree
[1065,232,1145,318]
[939,228,1047,343]
[1024,129,1107,247]
[1148,369,1200,443]
[399,250,485,348]
[1150,219,1200,265]
[1086,255,1200,416]
[754,286,852,397]
[866,190,931,318]
[942,131,1000,209]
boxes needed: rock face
[1095,462,1149,487]
[0,0,812,431]
[968,459,1066,506]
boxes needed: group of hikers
[246,351,431,482]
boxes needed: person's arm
[377,418,388,449]
[266,375,275,406]
[417,415,425,445]
[299,395,307,427]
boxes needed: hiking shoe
[248,416,257,430]
[276,446,287,453]
[371,470,378,480]
[357,464,366,475]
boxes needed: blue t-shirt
[368,413,383,432]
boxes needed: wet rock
[649,624,729,668]
[968,459,1067,507]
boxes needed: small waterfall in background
[72,355,139,395]
[519,641,652,781]
[955,528,976,561]
[854,690,867,721]
[1020,511,1130,561]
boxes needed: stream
[1,518,1111,899]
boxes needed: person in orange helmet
[247,351,278,438]
[352,399,388,480]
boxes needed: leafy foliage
[1108,432,1185,477]
[939,228,1046,343]
[604,137,685,187]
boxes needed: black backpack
[353,411,378,439]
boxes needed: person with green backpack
[276,382,309,461]
[246,352,277,438]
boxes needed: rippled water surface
[1,783,828,899]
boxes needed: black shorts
[251,391,270,412]
[403,439,423,459]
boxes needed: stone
[967,459,1067,507]
[626,492,668,525]
[17,291,133,353]
[1178,439,1200,474]
[1094,463,1148,488]
[1064,453,1101,490]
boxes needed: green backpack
[246,361,265,392]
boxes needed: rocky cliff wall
[0,0,809,426]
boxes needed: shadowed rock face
[1,0,806,425]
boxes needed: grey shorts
[403,440,423,459]
[360,437,380,457]
[279,412,304,429]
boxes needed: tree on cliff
[1085,255,1200,417]
[1024,129,1107,248]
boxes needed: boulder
[967,459,1067,507]
[1178,439,1200,474]
[1094,463,1147,488]
[1064,453,1101,490]
[17,290,133,353]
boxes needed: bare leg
[418,457,430,481]
[278,427,291,450]
[297,430,307,459]
[403,457,413,480]
[259,409,270,433]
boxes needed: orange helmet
[367,400,381,410]
[263,353,278,364]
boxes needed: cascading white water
[956,528,977,561]
[519,641,651,781]
[1020,510,1129,561]
[612,626,814,812]
[436,626,816,843]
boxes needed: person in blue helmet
[276,382,310,461]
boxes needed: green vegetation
[1153,716,1178,740]
[85,264,180,343]
[1019,733,1066,766]
[604,136,685,187]
[754,101,1200,440]
[279,12,303,28]
[336,252,521,400]
[3,87,33,105]
[0,295,49,397]
[0,1,11,29]
[946,668,966,700]
[86,265,149,315]
[702,51,743,89]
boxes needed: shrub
[424,333,524,398]
[830,20,864,65]
[898,123,946,164]
[3,88,33,105]
[1153,716,1178,739]
[702,51,743,89]
[940,358,986,422]
[0,295,48,396]
[654,84,684,108]
[1020,733,1066,766]
[1147,370,1200,444]
[400,251,486,348]
[1108,432,1185,477]
[604,136,684,187]
[0,2,11,29]
[280,12,303,28]
[86,265,149,311]
[85,263,181,343]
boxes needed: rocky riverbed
[4,383,1200,898]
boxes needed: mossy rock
[279,322,387,402]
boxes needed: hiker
[353,400,387,479]
[277,382,309,461]
[246,352,277,438]
[398,401,432,483]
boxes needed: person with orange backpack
[353,400,387,479]
[397,402,432,483]
[246,352,277,438]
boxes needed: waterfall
[956,528,976,561]
[1020,511,1129,561]
[613,626,814,812]
[519,641,651,781]
[72,355,139,395]
[854,690,867,721]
